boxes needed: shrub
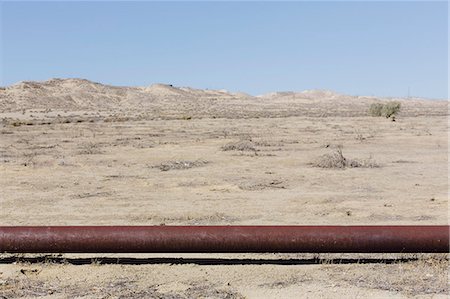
[313,146,347,169]
[221,140,257,152]
[381,101,401,118]
[312,146,379,169]
[368,101,401,118]
[368,103,384,117]
[78,142,104,155]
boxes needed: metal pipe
[0,226,448,253]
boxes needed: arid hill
[0,78,447,119]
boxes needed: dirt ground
[0,115,447,226]
[0,82,448,298]
[0,253,448,299]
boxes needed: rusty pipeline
[0,226,448,253]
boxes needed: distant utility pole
[407,87,410,99]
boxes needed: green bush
[368,102,401,118]
[368,103,384,117]
[381,101,401,118]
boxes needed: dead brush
[349,156,380,168]
[221,139,257,152]
[336,255,449,296]
[312,146,379,169]
[154,160,209,171]
[313,146,347,169]
[22,152,37,167]
[77,142,104,155]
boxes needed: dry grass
[328,256,449,296]
[130,212,240,225]
[0,277,244,299]
[221,140,257,152]
[238,179,287,191]
[0,112,446,297]
[1,255,447,298]
[77,142,104,155]
[21,152,37,166]
[258,275,311,289]
[153,160,209,171]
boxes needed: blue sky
[1,1,448,98]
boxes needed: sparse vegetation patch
[238,179,287,191]
[368,101,401,119]
[312,146,379,169]
[221,139,257,152]
[368,103,384,117]
[77,142,104,155]
[154,159,209,171]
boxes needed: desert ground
[0,79,448,298]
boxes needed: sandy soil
[0,79,448,298]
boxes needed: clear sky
[1,1,448,99]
